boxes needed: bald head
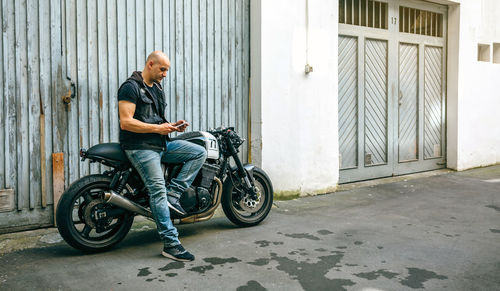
[142,51,170,86]
[146,51,169,65]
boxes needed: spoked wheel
[56,174,134,252]
[221,167,274,227]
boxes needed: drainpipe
[305,0,313,74]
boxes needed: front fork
[226,139,258,200]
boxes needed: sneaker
[162,244,195,261]
[167,193,187,216]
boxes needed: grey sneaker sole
[161,251,194,262]
[167,201,187,216]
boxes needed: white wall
[251,0,339,194]
[251,0,500,195]
[448,0,500,170]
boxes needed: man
[118,51,207,261]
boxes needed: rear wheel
[221,167,273,227]
[56,174,134,252]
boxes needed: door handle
[62,78,76,104]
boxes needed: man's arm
[118,100,177,135]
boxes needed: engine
[179,162,220,213]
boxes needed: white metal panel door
[393,0,447,175]
[338,0,447,183]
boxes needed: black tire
[56,174,134,252]
[221,167,274,227]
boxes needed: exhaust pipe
[104,191,153,218]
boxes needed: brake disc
[239,188,262,211]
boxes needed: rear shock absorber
[113,169,132,194]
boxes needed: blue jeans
[125,140,207,246]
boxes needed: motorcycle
[56,126,273,252]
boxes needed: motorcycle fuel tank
[172,131,219,159]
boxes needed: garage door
[338,0,447,183]
[0,0,250,232]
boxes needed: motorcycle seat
[86,143,130,164]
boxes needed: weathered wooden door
[63,0,251,185]
[0,0,67,232]
[0,0,250,232]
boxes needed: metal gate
[0,0,250,232]
[338,0,447,183]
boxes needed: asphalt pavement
[0,165,499,291]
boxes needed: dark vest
[119,74,169,151]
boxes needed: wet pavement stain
[490,229,500,233]
[137,267,151,277]
[236,280,267,291]
[203,257,241,265]
[317,230,334,235]
[283,233,320,241]
[269,251,355,291]
[188,265,214,274]
[486,205,500,212]
[255,240,271,247]
[158,261,185,271]
[354,269,399,280]
[400,267,448,289]
[247,258,271,266]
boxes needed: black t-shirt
[118,79,168,151]
[118,82,164,108]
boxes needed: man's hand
[173,120,189,132]
[157,122,179,135]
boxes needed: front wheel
[56,174,134,252]
[221,167,273,227]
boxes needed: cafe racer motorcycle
[56,127,273,252]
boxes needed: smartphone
[175,122,188,128]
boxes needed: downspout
[305,0,313,74]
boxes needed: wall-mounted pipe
[305,0,313,74]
